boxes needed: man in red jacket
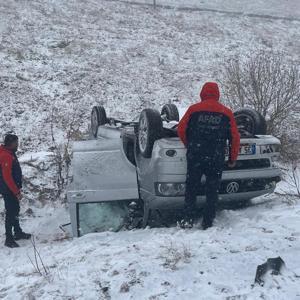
[177,82,240,229]
[0,134,31,248]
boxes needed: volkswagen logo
[226,182,239,194]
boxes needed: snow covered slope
[0,0,300,299]
[122,0,300,20]
[0,0,299,153]
[1,191,300,299]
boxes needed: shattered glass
[78,201,130,235]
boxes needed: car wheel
[161,104,179,121]
[138,109,163,158]
[91,106,107,138]
[234,108,267,135]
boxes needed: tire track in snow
[108,0,300,22]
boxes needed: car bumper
[155,166,281,182]
[140,167,281,209]
[141,187,276,209]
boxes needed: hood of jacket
[200,82,220,102]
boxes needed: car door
[67,137,139,236]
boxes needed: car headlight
[260,144,280,154]
[155,183,186,197]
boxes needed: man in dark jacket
[177,82,240,229]
[0,134,31,248]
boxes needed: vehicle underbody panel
[68,124,281,237]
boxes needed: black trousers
[2,192,22,238]
[184,154,223,225]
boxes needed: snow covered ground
[0,0,300,299]
[0,0,299,153]
[122,0,300,20]
[0,182,300,299]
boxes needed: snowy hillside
[0,0,300,299]
[122,0,300,20]
[0,0,299,152]
[1,189,300,299]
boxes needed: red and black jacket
[177,82,240,163]
[0,145,22,196]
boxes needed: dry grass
[159,240,192,270]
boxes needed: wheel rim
[138,115,148,152]
[161,108,167,120]
[91,108,99,136]
[236,114,254,135]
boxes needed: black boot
[202,219,213,230]
[5,236,20,248]
[14,231,32,240]
[178,218,194,229]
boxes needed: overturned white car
[67,104,281,236]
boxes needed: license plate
[226,144,256,155]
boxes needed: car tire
[234,108,267,135]
[161,104,179,121]
[138,109,163,158]
[91,106,108,138]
